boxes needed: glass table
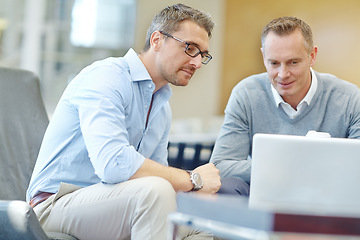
[168,193,360,240]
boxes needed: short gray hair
[261,16,314,53]
[142,4,214,52]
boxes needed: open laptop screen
[249,133,360,217]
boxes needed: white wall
[134,0,225,122]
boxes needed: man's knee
[136,176,176,208]
[129,177,176,239]
[217,177,250,196]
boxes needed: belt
[29,192,54,208]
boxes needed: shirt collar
[272,68,318,107]
[123,48,172,96]
[124,48,152,82]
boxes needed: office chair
[0,67,77,240]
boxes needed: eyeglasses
[159,31,212,65]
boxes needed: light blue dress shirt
[26,49,172,201]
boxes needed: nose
[189,54,202,69]
[278,65,290,79]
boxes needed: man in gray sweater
[211,16,360,195]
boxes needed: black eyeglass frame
[159,31,212,65]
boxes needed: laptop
[249,132,360,217]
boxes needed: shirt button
[148,84,152,88]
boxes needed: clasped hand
[193,163,221,194]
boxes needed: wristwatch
[186,170,203,191]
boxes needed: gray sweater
[210,71,360,183]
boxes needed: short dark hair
[142,3,214,52]
[261,16,314,53]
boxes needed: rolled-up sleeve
[74,67,145,183]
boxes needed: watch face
[192,172,203,190]
[193,172,201,185]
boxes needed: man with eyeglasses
[27,4,220,240]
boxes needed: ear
[260,47,267,67]
[150,31,163,52]
[309,46,318,67]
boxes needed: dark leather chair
[0,67,77,240]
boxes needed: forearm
[210,106,252,183]
[210,134,252,183]
[130,158,193,192]
[130,158,221,194]
[214,159,251,184]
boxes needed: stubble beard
[159,65,193,87]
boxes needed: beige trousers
[33,176,177,240]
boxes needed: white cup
[306,130,331,138]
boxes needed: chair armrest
[0,200,49,240]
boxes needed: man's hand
[193,163,221,194]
